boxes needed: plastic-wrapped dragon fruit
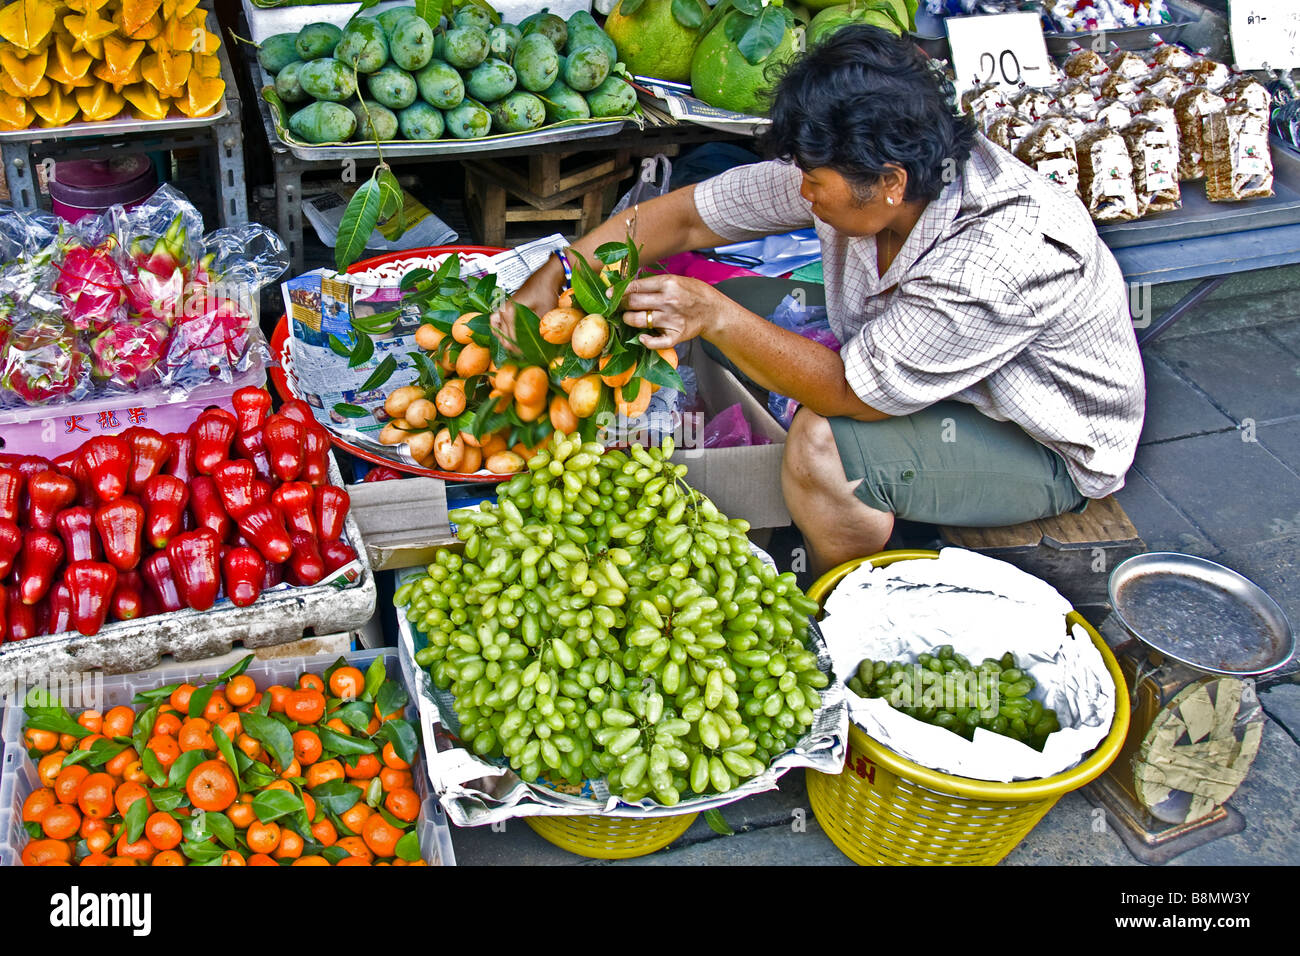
[0,315,90,404]
[90,319,170,388]
[55,242,128,333]
[123,214,191,327]
[163,296,254,386]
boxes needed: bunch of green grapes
[395,433,828,805]
[848,646,1061,751]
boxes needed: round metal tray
[1108,553,1295,676]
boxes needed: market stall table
[233,16,752,274]
[1092,140,1300,346]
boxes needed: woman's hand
[620,274,739,350]
[490,254,566,352]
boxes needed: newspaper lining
[636,79,770,135]
[278,236,570,455]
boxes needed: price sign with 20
[945,12,1054,97]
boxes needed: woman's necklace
[877,229,895,276]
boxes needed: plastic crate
[0,646,455,866]
[0,452,377,685]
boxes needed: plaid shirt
[693,135,1145,498]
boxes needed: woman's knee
[783,408,841,487]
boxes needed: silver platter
[1108,552,1295,676]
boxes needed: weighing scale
[1084,553,1295,864]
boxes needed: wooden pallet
[464,150,633,246]
[940,496,1146,624]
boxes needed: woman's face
[799,166,897,237]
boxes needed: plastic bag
[55,238,129,334]
[0,186,286,398]
[156,222,285,388]
[765,294,841,428]
[0,313,91,405]
[89,319,170,389]
[611,154,673,216]
[703,403,770,448]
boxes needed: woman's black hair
[758,26,977,203]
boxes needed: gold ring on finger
[646,310,655,330]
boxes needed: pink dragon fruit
[164,297,251,382]
[122,214,194,326]
[0,316,89,404]
[90,320,170,388]
[55,243,127,333]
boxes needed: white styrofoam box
[0,647,455,866]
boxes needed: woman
[498,26,1145,577]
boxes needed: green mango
[378,8,418,36]
[453,3,495,31]
[336,17,389,73]
[584,75,637,117]
[563,45,609,93]
[488,23,522,59]
[445,101,492,138]
[465,57,518,103]
[297,57,358,102]
[490,91,546,133]
[389,15,436,71]
[513,33,559,92]
[565,9,617,64]
[415,58,465,110]
[258,33,300,74]
[273,59,310,103]
[368,64,418,110]
[540,78,590,122]
[443,26,489,69]
[288,100,357,143]
[520,11,567,50]
[294,22,343,61]
[350,100,399,141]
[399,101,446,140]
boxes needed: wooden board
[941,495,1140,552]
[939,496,1144,623]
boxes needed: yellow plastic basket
[524,812,699,859]
[805,551,1130,866]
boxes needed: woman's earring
[886,197,895,205]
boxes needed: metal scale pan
[1108,552,1294,677]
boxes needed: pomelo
[808,5,903,47]
[604,0,707,84]
[689,11,799,117]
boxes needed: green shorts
[827,402,1087,527]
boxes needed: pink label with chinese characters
[0,364,264,457]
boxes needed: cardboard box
[670,337,790,530]
[347,477,457,572]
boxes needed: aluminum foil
[817,549,1116,783]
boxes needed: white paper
[947,12,1056,98]
[302,185,457,252]
[1230,0,1300,70]
[818,549,1116,783]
